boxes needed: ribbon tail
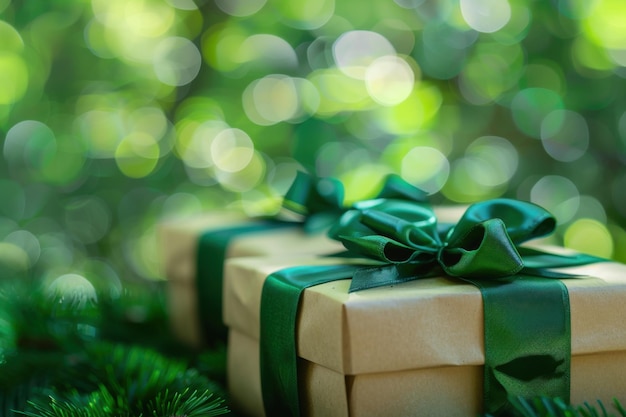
[375,174,429,202]
[519,246,608,269]
[521,267,586,279]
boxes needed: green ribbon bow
[260,198,604,416]
[198,172,426,344]
[329,198,596,290]
[282,170,428,233]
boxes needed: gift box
[158,206,466,348]
[157,212,343,348]
[223,253,626,417]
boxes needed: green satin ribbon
[260,198,605,416]
[281,171,345,233]
[196,172,425,344]
[197,220,293,344]
[260,264,363,417]
[282,170,428,233]
[196,172,344,344]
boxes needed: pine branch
[146,387,228,417]
[0,280,229,416]
[13,344,229,417]
[483,396,626,417]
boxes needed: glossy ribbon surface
[197,220,292,344]
[196,172,424,344]
[261,265,362,417]
[281,170,427,233]
[260,198,604,416]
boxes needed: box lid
[223,253,626,375]
[158,206,469,283]
[158,211,344,284]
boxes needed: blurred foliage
[0,278,230,415]
[483,396,626,417]
[1,0,626,290]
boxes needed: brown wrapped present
[223,255,626,417]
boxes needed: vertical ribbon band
[260,265,361,417]
[469,277,571,415]
[196,221,294,344]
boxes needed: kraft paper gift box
[158,206,466,348]
[223,255,626,417]
[157,211,342,348]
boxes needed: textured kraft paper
[228,329,626,417]
[158,206,466,347]
[223,256,626,417]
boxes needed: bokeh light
[511,88,564,138]
[400,146,449,193]
[540,110,589,162]
[582,0,626,50]
[211,128,255,173]
[64,196,112,245]
[530,175,580,224]
[115,132,160,178]
[153,37,202,86]
[365,55,415,106]
[564,219,613,258]
[333,30,396,79]
[0,0,625,290]
[243,75,318,125]
[274,0,335,30]
[214,0,266,17]
[46,273,98,309]
[458,42,524,104]
[461,0,511,33]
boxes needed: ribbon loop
[282,171,346,233]
[448,198,556,245]
[360,208,440,249]
[373,173,429,202]
[282,172,431,234]
[331,198,541,284]
[441,218,524,278]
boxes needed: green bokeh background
[1,0,626,294]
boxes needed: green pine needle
[12,344,229,417]
[483,396,626,417]
[0,280,229,417]
[146,388,228,417]
[16,385,227,417]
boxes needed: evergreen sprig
[17,385,227,417]
[0,280,230,416]
[13,343,229,417]
[484,396,626,417]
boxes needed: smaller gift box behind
[158,211,341,348]
[158,206,469,348]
